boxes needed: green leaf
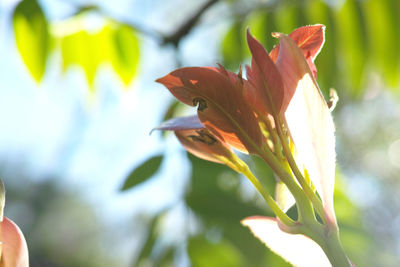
[61,28,107,90]
[110,24,140,86]
[60,22,140,89]
[188,236,244,267]
[120,154,163,191]
[13,0,50,82]
[335,0,368,96]
[362,0,400,89]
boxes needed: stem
[316,228,351,267]
[254,144,316,223]
[237,162,296,227]
[289,217,351,267]
[324,234,351,266]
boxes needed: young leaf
[154,116,237,168]
[120,155,163,191]
[242,216,331,267]
[156,67,262,153]
[13,0,49,82]
[275,33,336,225]
[246,29,285,115]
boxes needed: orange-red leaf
[270,24,325,78]
[0,217,29,267]
[175,128,232,165]
[156,67,262,153]
[246,29,284,115]
[242,216,331,267]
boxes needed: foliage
[13,0,140,88]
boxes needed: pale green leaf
[110,25,140,86]
[242,216,331,267]
[61,27,108,89]
[13,0,50,82]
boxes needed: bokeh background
[1,0,400,266]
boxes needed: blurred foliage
[13,0,50,82]
[13,0,140,88]
[7,0,400,266]
[121,154,164,191]
[221,0,400,98]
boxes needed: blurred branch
[161,0,219,47]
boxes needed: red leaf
[175,128,232,165]
[270,24,325,78]
[156,67,262,153]
[246,29,285,115]
[154,116,235,165]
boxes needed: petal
[0,217,29,267]
[275,33,336,225]
[242,216,331,267]
[246,29,285,115]
[156,67,262,153]
[270,24,325,78]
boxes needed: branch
[162,0,219,47]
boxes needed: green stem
[310,226,352,267]
[253,143,316,223]
[237,162,296,227]
[323,230,351,267]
